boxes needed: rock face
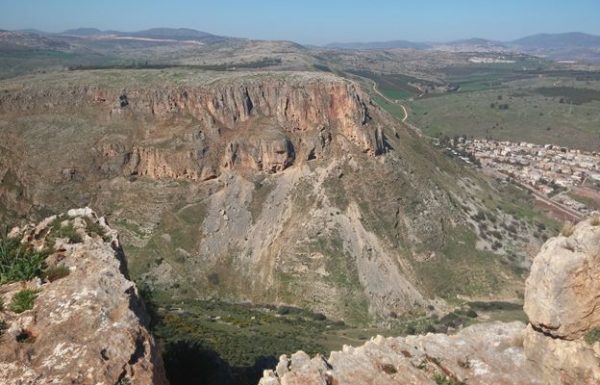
[259,322,542,385]
[0,72,380,180]
[0,208,167,385]
[258,217,600,385]
[523,217,600,385]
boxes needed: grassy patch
[412,227,520,299]
[48,217,83,244]
[10,289,38,313]
[83,217,109,241]
[536,87,600,105]
[0,234,49,284]
[409,73,600,151]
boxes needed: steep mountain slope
[0,69,552,324]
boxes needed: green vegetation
[69,57,283,72]
[0,233,49,284]
[408,69,600,151]
[584,328,600,345]
[0,320,6,337]
[433,373,461,385]
[48,217,83,244]
[83,217,109,241]
[536,87,600,105]
[10,289,39,313]
[411,227,520,299]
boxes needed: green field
[349,63,600,150]
[409,74,600,150]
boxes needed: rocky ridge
[0,208,167,385]
[258,217,600,385]
[0,71,381,180]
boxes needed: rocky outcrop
[258,217,600,385]
[0,72,381,180]
[259,322,542,385]
[523,217,600,385]
[0,208,167,385]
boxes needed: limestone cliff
[0,208,167,385]
[0,71,381,181]
[258,216,600,385]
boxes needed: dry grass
[561,222,576,237]
[590,215,600,226]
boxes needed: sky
[1,0,600,45]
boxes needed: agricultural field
[408,70,600,151]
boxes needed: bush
[584,328,600,345]
[0,234,48,284]
[44,265,70,282]
[83,217,110,241]
[10,289,39,313]
[591,215,600,226]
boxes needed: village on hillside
[449,137,600,216]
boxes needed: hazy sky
[2,0,600,44]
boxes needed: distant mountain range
[324,32,600,62]
[325,32,600,51]
[324,40,429,50]
[60,27,229,43]
[4,28,600,62]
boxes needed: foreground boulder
[524,218,600,385]
[0,208,167,385]
[259,216,600,385]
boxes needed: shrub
[591,215,600,226]
[584,328,600,345]
[83,217,110,241]
[44,265,70,282]
[0,234,48,284]
[433,374,460,385]
[10,289,39,313]
[561,222,575,237]
[49,218,83,244]
[0,320,6,337]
